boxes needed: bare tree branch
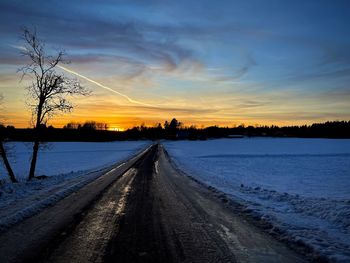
[18,27,91,180]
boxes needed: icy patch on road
[154,160,159,174]
[164,138,350,262]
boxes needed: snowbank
[0,141,150,181]
[0,141,150,231]
[164,138,350,262]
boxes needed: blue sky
[0,0,349,128]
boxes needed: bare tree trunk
[0,141,17,183]
[28,104,42,181]
[28,140,39,181]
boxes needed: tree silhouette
[169,118,181,130]
[163,121,169,130]
[164,118,182,139]
[0,94,17,182]
[19,28,90,180]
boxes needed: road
[0,144,309,263]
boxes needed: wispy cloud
[1,0,350,127]
[58,65,154,107]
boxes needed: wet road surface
[1,144,309,263]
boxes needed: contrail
[9,45,156,108]
[9,44,154,107]
[9,44,27,51]
[58,65,154,107]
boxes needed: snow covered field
[164,138,350,262]
[0,141,150,231]
[0,141,150,181]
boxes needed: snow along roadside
[0,143,152,233]
[0,144,154,263]
[163,139,350,262]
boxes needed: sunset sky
[1,0,350,130]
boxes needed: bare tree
[19,28,90,180]
[0,94,17,182]
[63,121,80,129]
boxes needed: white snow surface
[0,141,150,231]
[164,138,350,262]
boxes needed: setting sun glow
[1,1,349,129]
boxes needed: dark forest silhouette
[1,119,350,142]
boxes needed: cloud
[316,88,350,101]
[0,1,198,74]
[0,0,269,97]
[0,53,31,66]
[77,100,222,116]
[0,0,262,79]
[58,65,154,107]
[1,0,350,128]
[284,67,350,83]
[237,100,266,109]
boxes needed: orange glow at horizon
[2,60,349,130]
[1,2,350,133]
[4,112,338,130]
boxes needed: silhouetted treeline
[201,121,350,139]
[63,121,109,130]
[1,120,350,141]
[122,120,350,140]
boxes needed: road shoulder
[0,145,152,263]
[158,144,308,263]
